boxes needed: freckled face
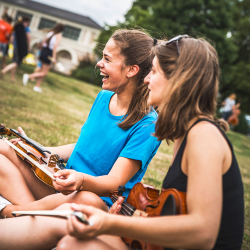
[144,56,169,107]
[96,39,129,92]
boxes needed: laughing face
[96,39,130,92]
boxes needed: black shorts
[12,47,23,65]
[39,47,52,65]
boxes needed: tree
[226,0,250,113]
[95,0,250,113]
[125,0,238,95]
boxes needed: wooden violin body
[228,108,241,126]
[110,182,187,250]
[0,124,65,187]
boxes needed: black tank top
[162,119,244,250]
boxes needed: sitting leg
[57,235,130,250]
[0,204,71,250]
[0,140,55,200]
[5,191,109,218]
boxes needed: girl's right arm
[46,143,75,163]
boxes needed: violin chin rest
[160,194,177,216]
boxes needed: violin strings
[111,195,135,216]
[111,196,132,216]
[111,196,134,213]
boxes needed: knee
[0,155,9,170]
[57,236,102,250]
[0,140,10,156]
[55,203,72,211]
[57,236,73,250]
[73,191,108,212]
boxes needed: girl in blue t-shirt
[0,29,161,218]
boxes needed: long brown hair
[46,23,64,46]
[111,29,155,129]
[153,37,228,142]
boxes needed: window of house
[63,25,81,41]
[15,11,33,22]
[38,18,56,30]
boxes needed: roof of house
[1,0,102,29]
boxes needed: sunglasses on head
[166,35,189,55]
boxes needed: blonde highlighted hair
[153,37,228,142]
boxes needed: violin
[0,124,65,187]
[110,182,187,250]
[227,108,241,126]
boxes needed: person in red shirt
[0,13,12,67]
[1,16,30,82]
[1,15,13,68]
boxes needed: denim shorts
[0,43,7,56]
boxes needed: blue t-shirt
[66,90,161,206]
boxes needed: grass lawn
[1,63,250,249]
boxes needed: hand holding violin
[53,170,84,195]
[108,196,124,215]
[9,127,26,145]
[67,203,109,240]
[66,197,124,240]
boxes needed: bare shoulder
[184,121,228,175]
[187,121,226,149]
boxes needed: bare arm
[53,157,141,196]
[233,103,240,109]
[52,34,62,61]
[46,143,75,163]
[26,32,31,51]
[10,34,14,44]
[67,123,226,249]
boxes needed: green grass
[1,63,250,249]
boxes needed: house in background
[0,0,102,74]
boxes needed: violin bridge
[48,154,58,168]
[48,154,65,170]
[133,209,148,218]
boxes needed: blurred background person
[2,15,13,69]
[22,23,64,93]
[30,40,42,82]
[222,93,240,121]
[0,13,12,69]
[1,16,30,82]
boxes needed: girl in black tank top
[162,118,244,249]
[26,36,244,250]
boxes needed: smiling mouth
[100,72,109,80]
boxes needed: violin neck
[10,129,51,156]
[110,195,147,217]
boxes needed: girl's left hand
[51,57,57,63]
[53,170,84,195]
[109,197,124,214]
[67,203,108,240]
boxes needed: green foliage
[94,24,118,58]
[94,0,250,114]
[226,0,250,113]
[71,57,103,87]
